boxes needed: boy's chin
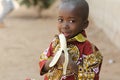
[65,35,73,39]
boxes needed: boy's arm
[83,41,103,70]
[39,43,53,75]
[39,36,59,75]
[81,41,103,79]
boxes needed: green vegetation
[17,0,55,16]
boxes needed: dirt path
[0,6,119,80]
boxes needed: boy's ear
[83,20,89,29]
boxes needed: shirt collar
[67,30,87,42]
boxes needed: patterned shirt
[39,30,103,80]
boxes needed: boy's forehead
[58,1,89,21]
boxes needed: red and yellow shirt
[39,31,103,80]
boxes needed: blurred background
[0,0,120,80]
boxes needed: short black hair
[60,0,89,21]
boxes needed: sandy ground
[0,5,120,80]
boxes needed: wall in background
[87,0,120,49]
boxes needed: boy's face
[57,3,88,39]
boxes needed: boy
[39,0,103,80]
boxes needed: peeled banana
[49,34,69,75]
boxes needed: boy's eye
[69,20,75,23]
[58,19,63,23]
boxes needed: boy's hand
[43,57,53,72]
[57,52,65,66]
[68,56,78,74]
[57,53,78,74]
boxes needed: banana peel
[49,34,69,75]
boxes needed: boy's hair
[60,0,89,21]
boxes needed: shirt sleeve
[39,43,53,75]
[81,41,103,80]
[39,37,59,75]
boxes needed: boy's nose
[62,22,69,29]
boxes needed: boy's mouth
[62,32,71,38]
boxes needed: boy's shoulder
[81,39,101,55]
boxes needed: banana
[49,34,69,75]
